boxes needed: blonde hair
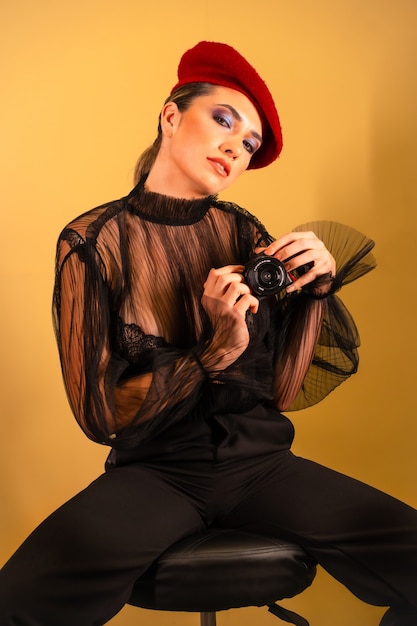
[134,82,215,184]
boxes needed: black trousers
[1,407,417,626]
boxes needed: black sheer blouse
[52,180,376,449]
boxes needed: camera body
[244,252,293,297]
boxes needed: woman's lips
[207,158,230,177]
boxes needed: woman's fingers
[203,266,245,305]
[203,265,244,293]
[203,266,259,314]
[261,231,336,292]
[201,265,259,371]
[264,231,324,260]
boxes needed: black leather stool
[129,528,316,626]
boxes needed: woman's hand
[263,231,336,293]
[201,265,259,371]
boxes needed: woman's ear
[160,102,181,138]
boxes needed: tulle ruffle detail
[279,221,376,410]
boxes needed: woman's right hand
[200,265,259,372]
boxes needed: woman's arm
[53,233,260,447]
[53,237,210,447]
[54,237,129,443]
[267,221,376,411]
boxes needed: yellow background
[1,1,416,625]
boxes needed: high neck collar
[127,178,218,225]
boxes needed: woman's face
[156,86,263,198]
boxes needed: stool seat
[129,528,316,624]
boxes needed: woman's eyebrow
[217,103,263,144]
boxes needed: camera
[244,252,312,297]
[244,253,292,296]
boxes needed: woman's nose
[220,141,242,159]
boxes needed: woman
[0,41,416,626]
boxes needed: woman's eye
[213,113,232,128]
[243,139,257,155]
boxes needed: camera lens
[244,254,292,296]
[259,266,279,288]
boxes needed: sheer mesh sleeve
[52,229,208,449]
[272,221,376,411]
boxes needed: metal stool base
[200,612,216,626]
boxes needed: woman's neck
[145,150,217,200]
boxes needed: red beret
[170,41,283,169]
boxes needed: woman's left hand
[262,230,336,293]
